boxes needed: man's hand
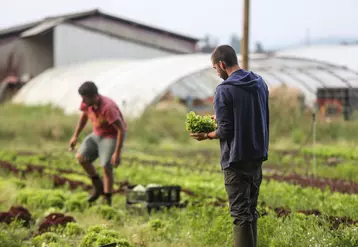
[111,151,121,167]
[211,115,216,121]
[70,112,88,152]
[190,133,208,141]
[69,136,78,151]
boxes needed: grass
[1,154,358,247]
[3,96,358,150]
[1,101,358,246]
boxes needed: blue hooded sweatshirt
[214,69,269,170]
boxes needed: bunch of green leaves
[31,232,69,247]
[16,189,66,209]
[80,225,131,247]
[185,111,217,133]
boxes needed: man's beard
[219,68,228,80]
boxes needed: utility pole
[241,0,250,70]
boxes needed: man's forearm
[110,119,125,154]
[74,115,88,137]
[207,131,218,139]
[114,129,125,154]
[214,123,233,140]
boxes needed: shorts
[77,133,121,168]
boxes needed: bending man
[69,81,126,206]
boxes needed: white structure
[53,23,171,66]
[276,44,358,71]
[12,44,358,119]
[0,9,199,80]
[12,54,217,118]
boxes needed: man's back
[190,45,268,246]
[214,69,269,169]
[80,95,127,138]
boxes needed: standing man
[69,81,126,206]
[191,45,269,247]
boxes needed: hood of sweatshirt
[218,69,262,93]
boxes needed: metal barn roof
[0,9,199,42]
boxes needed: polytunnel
[12,54,223,118]
[12,44,358,118]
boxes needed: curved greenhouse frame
[12,45,358,118]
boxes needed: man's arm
[206,115,217,139]
[190,88,232,141]
[112,120,125,155]
[73,112,88,138]
[104,107,126,155]
[213,87,233,140]
[207,131,218,139]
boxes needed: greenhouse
[12,44,358,119]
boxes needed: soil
[1,159,358,230]
[0,161,134,195]
[265,173,358,194]
[263,203,358,229]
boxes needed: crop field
[1,103,358,247]
[1,146,358,247]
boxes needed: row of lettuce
[2,157,358,219]
[1,172,357,247]
[1,148,358,183]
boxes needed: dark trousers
[224,161,263,226]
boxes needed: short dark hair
[211,45,238,67]
[78,81,98,97]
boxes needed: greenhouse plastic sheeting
[12,54,218,118]
[12,45,358,118]
[276,44,358,72]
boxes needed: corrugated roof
[0,9,100,37]
[20,18,65,38]
[0,20,42,37]
[0,8,199,42]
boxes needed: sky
[1,0,357,50]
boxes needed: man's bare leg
[76,153,97,176]
[76,153,103,203]
[103,165,113,206]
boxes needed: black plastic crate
[126,185,181,213]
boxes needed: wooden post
[241,0,250,70]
